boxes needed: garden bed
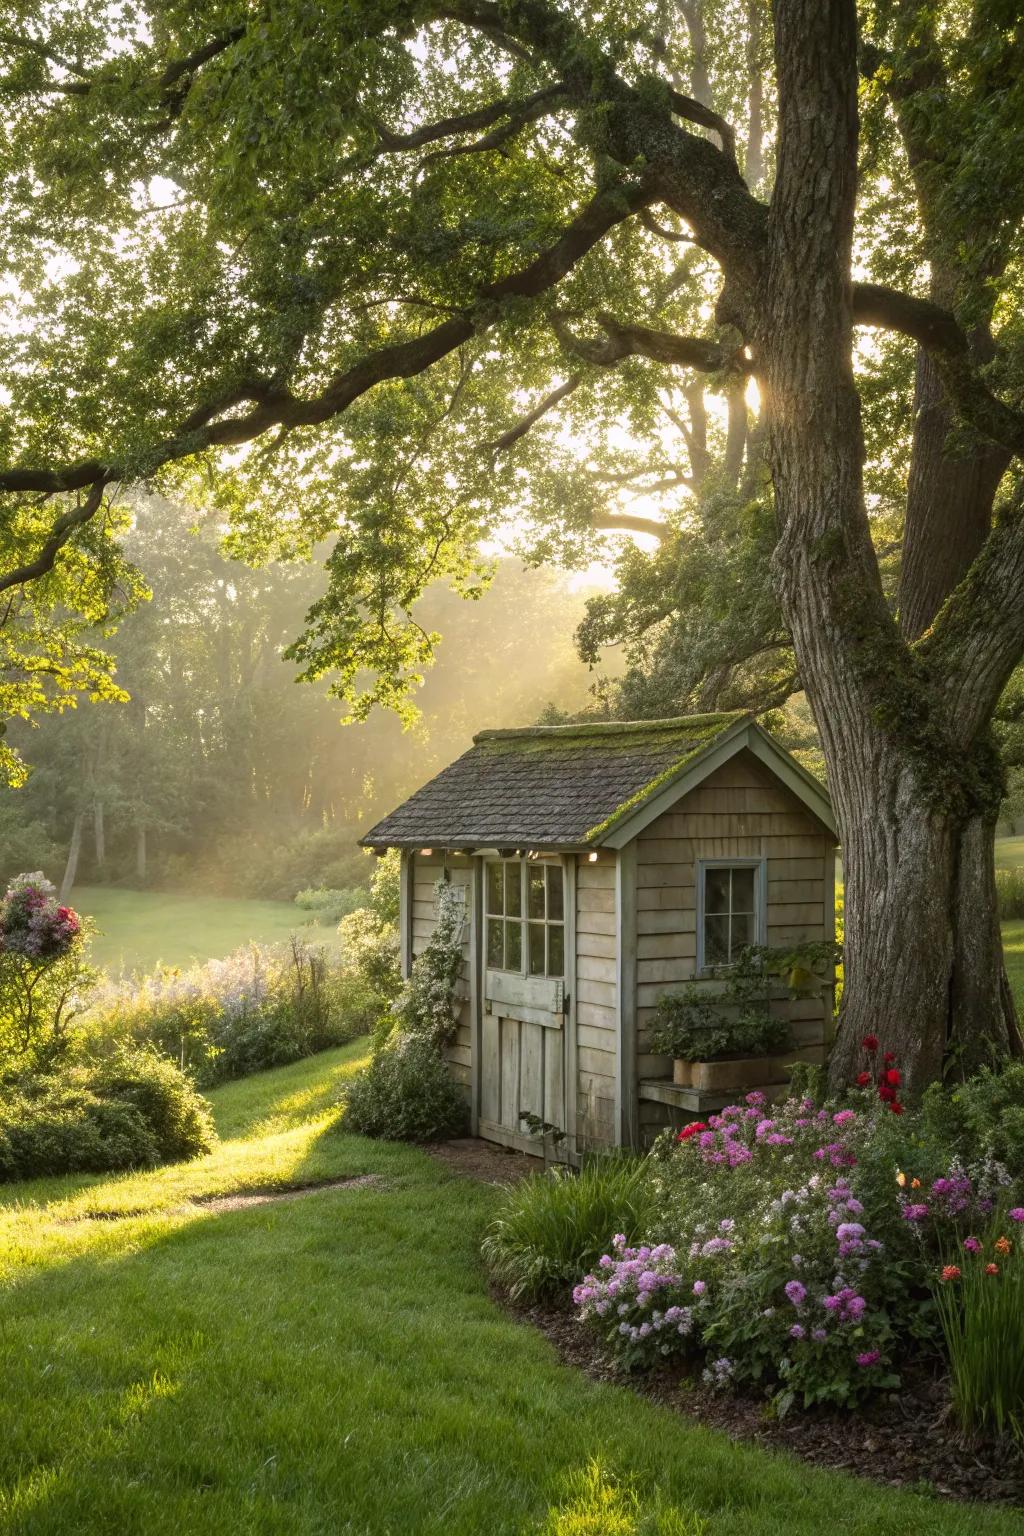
[507,1291,1024,1507]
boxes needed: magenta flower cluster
[900,1169,991,1227]
[675,1092,865,1173]
[0,873,80,962]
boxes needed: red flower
[941,1265,961,1282]
[877,1084,896,1103]
[855,1072,871,1087]
[889,1101,904,1115]
[883,1068,901,1087]
[677,1121,707,1142]
[861,1034,880,1053]
[986,1263,999,1276]
[883,1052,896,1065]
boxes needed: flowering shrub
[342,879,468,1141]
[0,873,80,961]
[0,875,93,1073]
[573,1234,694,1368]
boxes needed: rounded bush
[342,1033,469,1142]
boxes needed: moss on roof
[360,712,750,851]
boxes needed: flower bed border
[501,1289,1024,1509]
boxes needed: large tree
[2,0,1024,1088]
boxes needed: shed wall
[633,749,835,1138]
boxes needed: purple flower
[789,1324,805,1340]
[692,1280,706,1297]
[902,1204,929,1222]
[856,1350,880,1368]
[963,1236,981,1254]
[784,1279,807,1308]
[1010,1208,1024,1223]
[811,1327,828,1344]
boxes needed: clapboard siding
[575,854,618,1152]
[633,750,835,1095]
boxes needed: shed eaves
[360,713,748,850]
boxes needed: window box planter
[671,1045,824,1094]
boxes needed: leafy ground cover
[0,1048,1019,1535]
[72,887,344,977]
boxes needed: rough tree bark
[759,0,1020,1093]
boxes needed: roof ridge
[472,711,749,744]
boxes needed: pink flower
[856,1350,880,1368]
[1009,1209,1024,1223]
[963,1236,981,1254]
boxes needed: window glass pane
[731,912,753,952]
[547,867,564,922]
[704,915,730,965]
[487,864,503,914]
[528,869,545,919]
[505,863,522,917]
[487,918,504,967]
[505,919,523,972]
[732,867,756,914]
[548,924,564,977]
[528,922,546,976]
[705,867,730,914]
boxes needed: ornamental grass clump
[482,1156,658,1301]
[932,1210,1024,1445]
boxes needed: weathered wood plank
[636,956,695,985]
[637,931,692,960]
[577,1044,616,1076]
[500,1018,520,1131]
[768,902,824,926]
[544,1025,566,1134]
[520,1026,544,1122]
[576,930,618,960]
[577,953,618,985]
[576,885,616,913]
[481,1014,500,1123]
[576,908,616,936]
[576,978,617,1008]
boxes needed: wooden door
[478,859,568,1157]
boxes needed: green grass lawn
[0,1049,1018,1535]
[995,836,1024,870]
[71,886,344,977]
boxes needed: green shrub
[932,1209,1024,1445]
[996,866,1024,920]
[921,1062,1024,1179]
[481,1157,658,1300]
[341,1033,468,1142]
[294,886,365,924]
[0,1049,215,1182]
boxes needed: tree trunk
[60,812,84,902]
[759,0,1020,1094]
[136,823,147,884]
[93,798,105,872]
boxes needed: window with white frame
[486,859,564,978]
[698,860,765,969]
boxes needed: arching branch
[0,482,105,595]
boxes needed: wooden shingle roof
[360,713,757,851]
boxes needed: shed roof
[360,712,836,851]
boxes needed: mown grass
[72,885,344,978]
[0,1048,1019,1536]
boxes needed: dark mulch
[505,1292,1024,1507]
[423,1136,536,1184]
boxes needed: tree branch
[481,376,582,454]
[0,482,105,595]
[0,180,654,497]
[374,85,567,152]
[591,511,669,541]
[554,312,748,373]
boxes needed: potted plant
[648,944,835,1093]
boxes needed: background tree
[2,1,1024,1088]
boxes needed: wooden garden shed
[360,713,838,1157]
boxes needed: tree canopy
[4,0,1024,1085]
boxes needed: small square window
[699,862,763,970]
